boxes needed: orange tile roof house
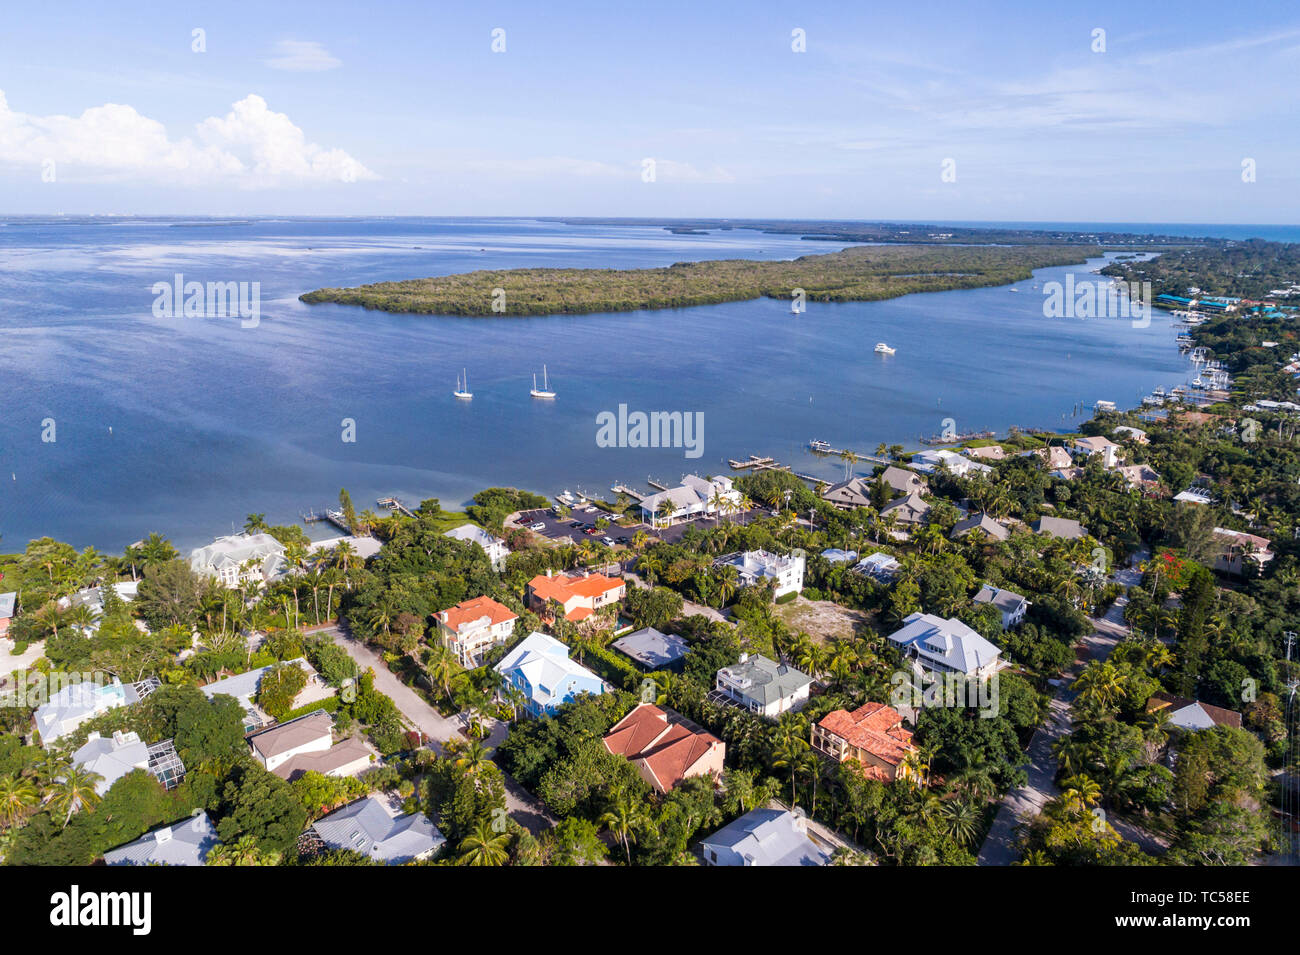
[811,702,916,782]
[603,703,725,792]
[526,570,626,622]
[435,595,519,667]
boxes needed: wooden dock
[610,483,646,502]
[727,455,777,470]
[377,496,415,518]
[303,508,352,533]
[806,441,890,466]
[646,477,669,491]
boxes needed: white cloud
[265,40,341,72]
[0,90,374,187]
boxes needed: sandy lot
[774,596,873,643]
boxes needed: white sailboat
[453,369,472,399]
[531,364,556,398]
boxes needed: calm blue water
[0,218,1191,551]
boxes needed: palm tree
[0,775,40,829]
[772,734,810,807]
[452,740,493,776]
[457,820,511,866]
[940,798,981,845]
[600,790,649,864]
[45,767,104,828]
[206,834,280,866]
[243,513,270,535]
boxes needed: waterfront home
[1070,435,1122,467]
[912,448,993,479]
[886,612,1001,679]
[1114,425,1149,444]
[247,711,375,780]
[526,569,626,623]
[1211,528,1274,576]
[852,552,901,582]
[56,581,139,620]
[103,812,219,867]
[950,512,1010,542]
[1145,692,1242,732]
[964,445,1006,461]
[639,474,741,528]
[820,548,858,564]
[973,583,1030,629]
[880,465,928,496]
[312,794,445,864]
[308,534,382,562]
[880,491,930,526]
[1032,515,1089,540]
[494,631,608,717]
[435,595,519,667]
[714,550,805,598]
[190,532,287,589]
[0,591,15,638]
[712,653,812,718]
[200,657,333,733]
[699,808,832,867]
[821,476,874,510]
[34,677,159,747]
[602,703,725,793]
[611,626,690,670]
[811,702,916,782]
[444,523,510,571]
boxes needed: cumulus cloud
[265,40,341,72]
[0,90,373,186]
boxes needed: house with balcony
[886,612,1001,679]
[1211,528,1274,576]
[811,702,916,782]
[526,570,626,623]
[190,532,287,589]
[973,583,1029,629]
[714,550,805,599]
[444,523,510,571]
[712,653,812,718]
[494,631,608,717]
[435,595,519,667]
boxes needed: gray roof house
[189,532,287,589]
[973,584,1030,629]
[887,612,1001,678]
[712,653,813,718]
[200,657,332,732]
[612,627,690,670]
[820,477,873,510]
[72,730,150,795]
[103,812,219,866]
[0,591,16,621]
[880,466,928,496]
[699,808,832,866]
[34,677,157,747]
[881,491,931,525]
[312,794,446,864]
[950,512,1010,542]
[1032,515,1088,540]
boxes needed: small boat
[809,439,833,453]
[531,365,556,398]
[874,343,896,356]
[453,369,472,400]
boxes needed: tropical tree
[457,819,511,866]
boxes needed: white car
[529,521,546,531]
[602,536,616,547]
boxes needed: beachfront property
[973,583,1030,629]
[103,812,220,867]
[852,551,901,582]
[1145,692,1243,733]
[611,626,690,670]
[434,595,519,667]
[444,523,510,571]
[72,730,185,795]
[247,711,375,780]
[950,512,1010,541]
[494,631,608,717]
[1211,528,1275,576]
[34,677,159,747]
[525,569,626,623]
[820,476,875,510]
[699,808,832,867]
[886,612,1001,679]
[712,653,812,718]
[912,449,993,479]
[1032,515,1089,540]
[713,550,805,598]
[602,703,725,793]
[199,657,334,733]
[639,474,742,528]
[190,532,287,589]
[811,702,917,782]
[311,794,446,864]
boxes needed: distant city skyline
[3,1,1298,222]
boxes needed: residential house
[435,595,519,667]
[950,512,1010,542]
[965,445,1006,461]
[526,570,626,623]
[1145,692,1243,732]
[308,535,382,561]
[714,550,805,598]
[34,677,158,748]
[880,465,929,496]
[611,627,690,670]
[1114,425,1149,444]
[699,808,832,867]
[820,548,858,564]
[190,533,287,589]
[820,476,875,510]
[1071,435,1122,467]
[103,812,219,866]
[852,552,901,582]
[200,657,334,733]
[0,591,15,639]
[1032,515,1089,540]
[887,612,1001,679]
[247,711,375,780]
[72,730,150,795]
[912,449,993,479]
[1118,463,1162,491]
[312,794,446,864]
[444,523,510,571]
[639,474,741,527]
[973,583,1030,629]
[603,703,725,793]
[880,491,930,526]
[713,653,812,717]
[494,631,608,717]
[1211,528,1275,576]
[1030,445,1074,471]
[56,581,139,619]
[811,702,916,782]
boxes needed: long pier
[610,483,647,502]
[377,496,415,518]
[806,442,890,466]
[303,508,352,533]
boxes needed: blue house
[494,631,608,717]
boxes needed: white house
[973,584,1030,629]
[1071,435,1122,468]
[640,474,741,528]
[434,595,519,667]
[713,653,813,718]
[72,730,150,795]
[444,524,510,571]
[309,535,382,562]
[200,657,334,733]
[852,552,901,581]
[714,550,805,598]
[190,533,287,589]
[887,612,1001,679]
[34,678,158,748]
[912,449,993,479]
[247,711,375,780]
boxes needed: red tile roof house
[435,595,519,667]
[526,570,626,623]
[602,703,725,793]
[811,702,917,782]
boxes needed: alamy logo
[50,885,152,935]
[152,273,261,328]
[596,404,704,459]
[1042,276,1152,328]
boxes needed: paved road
[325,625,556,837]
[977,559,1142,865]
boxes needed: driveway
[325,625,556,837]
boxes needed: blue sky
[2,0,1298,221]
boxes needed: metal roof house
[612,627,690,670]
[887,612,1001,678]
[712,653,812,718]
[494,631,608,717]
[973,583,1030,629]
[34,677,158,748]
[444,523,510,571]
[189,532,287,589]
[312,794,446,864]
[103,812,219,867]
[698,808,832,867]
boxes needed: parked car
[529,521,546,531]
[602,536,616,546]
